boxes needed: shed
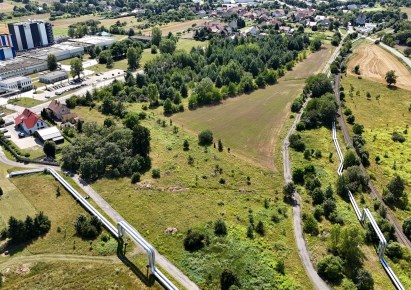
[35,126,64,143]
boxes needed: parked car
[4,134,11,138]
[0,129,8,133]
[18,132,25,138]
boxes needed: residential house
[47,99,78,122]
[14,108,47,135]
[272,9,286,17]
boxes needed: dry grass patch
[347,42,411,91]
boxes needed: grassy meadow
[71,103,312,289]
[289,126,407,289]
[174,46,334,170]
[341,75,411,222]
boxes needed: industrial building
[8,20,54,51]
[0,57,47,79]
[39,70,68,84]
[68,36,115,49]
[19,42,84,62]
[0,76,32,92]
[0,34,17,60]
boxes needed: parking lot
[2,123,40,149]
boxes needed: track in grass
[174,46,333,170]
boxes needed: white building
[0,76,32,92]
[14,108,47,135]
[0,57,47,79]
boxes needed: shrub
[317,255,344,283]
[183,139,190,151]
[74,214,101,240]
[303,214,319,236]
[255,221,265,236]
[354,268,374,290]
[292,168,304,184]
[352,123,364,135]
[152,169,160,178]
[346,114,355,124]
[131,173,141,184]
[183,229,206,251]
[214,219,227,236]
[392,132,405,143]
[385,242,403,260]
[289,134,305,152]
[220,269,240,290]
[198,129,213,146]
[296,121,306,131]
[403,217,411,239]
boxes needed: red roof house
[14,108,47,135]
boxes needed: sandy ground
[348,43,411,91]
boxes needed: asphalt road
[366,37,411,69]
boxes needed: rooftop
[36,126,63,141]
[0,76,31,83]
[0,57,46,73]
[40,70,67,78]
[68,36,115,45]
[11,19,49,26]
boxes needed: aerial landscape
[0,0,410,289]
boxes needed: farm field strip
[347,42,411,91]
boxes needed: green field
[174,46,333,170]
[290,127,408,289]
[8,97,43,108]
[401,7,411,19]
[67,103,313,288]
[1,259,159,290]
[0,163,160,288]
[341,76,411,222]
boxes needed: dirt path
[347,42,411,91]
[0,253,121,269]
[334,74,411,251]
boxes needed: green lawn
[176,39,208,52]
[341,76,411,222]
[72,106,109,125]
[70,104,312,289]
[8,97,43,108]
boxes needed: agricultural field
[141,19,204,36]
[290,126,411,289]
[174,46,333,170]
[71,103,312,289]
[347,42,411,91]
[341,75,411,222]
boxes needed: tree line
[1,212,51,244]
